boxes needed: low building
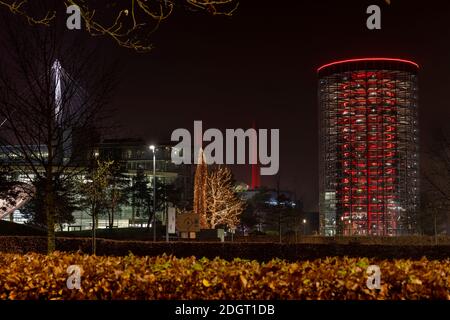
[1,138,193,231]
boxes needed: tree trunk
[110,207,115,229]
[434,212,438,246]
[131,194,135,226]
[45,178,56,254]
[147,191,156,230]
[278,213,282,244]
[447,211,450,235]
[92,204,96,255]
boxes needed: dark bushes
[1,236,450,261]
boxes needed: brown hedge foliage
[0,252,449,300]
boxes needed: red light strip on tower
[317,58,419,73]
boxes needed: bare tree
[78,159,114,255]
[0,13,117,253]
[421,128,450,235]
[204,166,245,230]
[0,0,238,52]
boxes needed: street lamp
[150,145,156,242]
[303,219,307,236]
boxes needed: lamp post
[165,176,169,243]
[303,219,307,236]
[150,145,156,242]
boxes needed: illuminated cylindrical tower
[318,58,419,236]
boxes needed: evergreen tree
[22,176,77,230]
[240,202,260,232]
[193,148,208,228]
[130,167,151,224]
[146,177,183,229]
[105,162,130,228]
[242,187,303,239]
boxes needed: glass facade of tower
[318,59,419,236]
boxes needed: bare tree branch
[0,0,55,25]
[0,0,238,52]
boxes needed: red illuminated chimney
[251,121,261,190]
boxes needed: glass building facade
[318,58,419,236]
[1,139,193,230]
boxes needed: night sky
[95,0,449,211]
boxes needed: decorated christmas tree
[193,148,208,228]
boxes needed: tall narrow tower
[318,58,420,236]
[251,121,261,190]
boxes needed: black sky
[97,0,450,211]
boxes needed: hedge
[58,228,450,246]
[2,236,450,261]
[235,235,450,246]
[0,220,46,236]
[0,252,449,300]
